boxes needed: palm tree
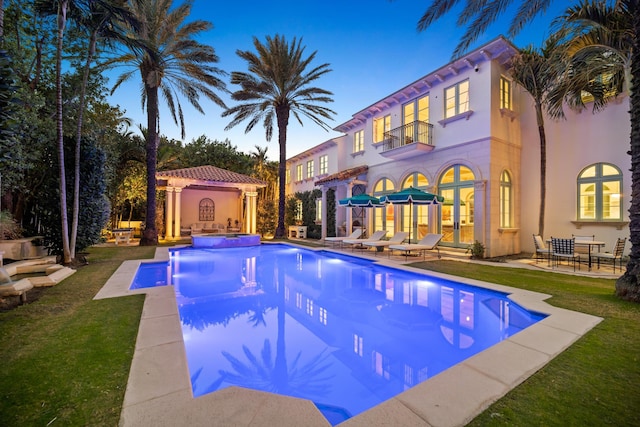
[509,37,562,238]
[548,1,637,299]
[70,0,135,258]
[53,0,72,263]
[223,35,335,238]
[107,0,227,245]
[547,1,632,117]
[415,0,640,302]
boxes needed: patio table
[548,238,605,270]
[575,239,606,270]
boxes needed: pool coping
[94,244,603,427]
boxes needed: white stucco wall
[519,94,631,254]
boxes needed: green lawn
[412,260,640,426]
[1,247,638,426]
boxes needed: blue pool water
[131,244,545,425]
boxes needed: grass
[411,260,640,426]
[0,246,154,426]
[1,246,638,426]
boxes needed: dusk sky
[106,0,570,159]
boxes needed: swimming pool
[131,244,545,425]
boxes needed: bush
[0,211,21,239]
[468,240,485,259]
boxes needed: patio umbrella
[379,187,444,243]
[338,194,384,238]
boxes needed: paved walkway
[93,239,610,426]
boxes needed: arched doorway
[439,165,475,248]
[372,178,395,236]
[401,172,430,241]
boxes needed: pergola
[156,165,266,239]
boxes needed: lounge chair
[324,228,363,247]
[388,233,443,260]
[361,231,409,255]
[342,230,388,250]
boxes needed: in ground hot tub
[190,233,260,249]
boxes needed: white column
[173,188,182,239]
[346,183,354,235]
[245,191,258,234]
[321,187,327,239]
[474,180,487,249]
[165,187,174,240]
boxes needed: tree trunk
[535,102,546,238]
[0,0,4,41]
[275,104,289,238]
[56,1,71,264]
[616,3,640,301]
[70,29,98,257]
[140,83,158,246]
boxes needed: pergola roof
[157,165,266,187]
[315,165,368,185]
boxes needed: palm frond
[417,0,463,31]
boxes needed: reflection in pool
[135,244,545,425]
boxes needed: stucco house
[157,165,266,239]
[285,36,630,258]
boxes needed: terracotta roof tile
[157,165,266,186]
[315,165,368,185]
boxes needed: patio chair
[388,233,443,261]
[532,234,550,265]
[361,231,409,256]
[551,237,580,271]
[592,237,626,273]
[324,228,363,248]
[343,230,388,251]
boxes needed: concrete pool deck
[94,244,603,427]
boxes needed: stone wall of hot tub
[191,234,261,249]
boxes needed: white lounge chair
[324,228,363,247]
[389,233,443,260]
[343,230,388,251]
[362,231,409,255]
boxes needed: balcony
[380,121,434,160]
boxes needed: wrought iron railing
[382,120,433,151]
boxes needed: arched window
[373,178,395,235]
[500,170,512,228]
[199,198,215,221]
[402,172,430,238]
[577,163,622,221]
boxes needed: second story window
[373,115,391,143]
[354,130,364,152]
[500,76,512,110]
[286,168,291,184]
[403,95,429,124]
[445,80,469,119]
[296,164,302,181]
[306,160,314,179]
[319,155,328,174]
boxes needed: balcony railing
[382,120,433,152]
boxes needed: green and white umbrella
[338,194,383,238]
[379,187,444,243]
